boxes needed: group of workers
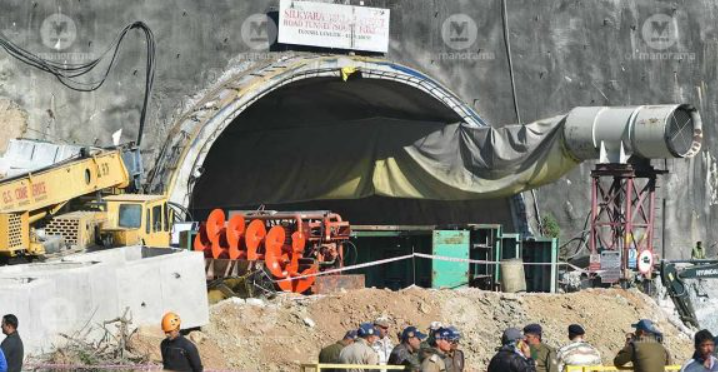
[315,317,718,372]
[0,314,23,372]
[318,318,464,372]
[0,309,715,372]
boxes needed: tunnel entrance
[188,75,515,228]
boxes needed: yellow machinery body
[0,147,171,258]
[101,194,171,247]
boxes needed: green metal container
[431,230,470,289]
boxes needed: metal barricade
[565,366,682,372]
[300,364,407,371]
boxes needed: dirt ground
[131,287,694,372]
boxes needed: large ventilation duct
[563,104,702,163]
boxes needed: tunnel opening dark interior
[189,77,515,228]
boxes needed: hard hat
[162,312,181,333]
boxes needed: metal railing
[565,366,682,372]
[300,364,406,371]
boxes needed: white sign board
[637,250,654,275]
[278,0,390,53]
[600,251,621,284]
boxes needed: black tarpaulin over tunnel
[189,77,577,225]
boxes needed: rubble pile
[132,287,694,371]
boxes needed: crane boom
[0,147,143,257]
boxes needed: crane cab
[101,194,172,247]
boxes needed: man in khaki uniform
[524,324,558,372]
[614,319,671,372]
[319,330,358,372]
[421,328,455,372]
[340,323,381,372]
[446,326,464,372]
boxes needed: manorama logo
[41,13,76,50]
[440,14,494,61]
[241,14,278,51]
[38,13,93,61]
[642,14,677,50]
[441,14,477,50]
[627,13,694,61]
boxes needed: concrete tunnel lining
[150,54,520,226]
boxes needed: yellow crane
[0,146,171,261]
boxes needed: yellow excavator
[0,145,171,262]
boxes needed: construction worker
[446,326,464,372]
[693,241,707,260]
[319,330,358,372]
[614,319,671,372]
[420,327,454,372]
[556,324,601,371]
[339,323,381,372]
[487,328,535,372]
[160,312,203,372]
[388,326,427,372]
[681,329,718,371]
[372,317,394,372]
[523,324,558,372]
[1,315,23,372]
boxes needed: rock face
[0,99,28,154]
[130,288,693,371]
[0,1,715,257]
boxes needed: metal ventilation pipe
[563,104,703,163]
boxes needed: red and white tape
[275,252,585,283]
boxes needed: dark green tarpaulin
[193,115,578,206]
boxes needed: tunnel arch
[148,54,520,226]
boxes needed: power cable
[501,0,521,124]
[0,22,156,146]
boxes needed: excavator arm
[660,259,718,328]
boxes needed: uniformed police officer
[388,326,427,372]
[420,328,454,372]
[446,326,464,372]
[523,324,557,372]
[339,323,381,371]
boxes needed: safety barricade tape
[275,252,587,283]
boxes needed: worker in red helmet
[160,312,203,372]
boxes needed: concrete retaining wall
[0,247,209,355]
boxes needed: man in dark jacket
[488,328,536,372]
[160,312,203,372]
[614,319,671,372]
[0,315,22,372]
[319,330,357,372]
[388,326,427,371]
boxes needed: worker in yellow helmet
[160,312,203,372]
